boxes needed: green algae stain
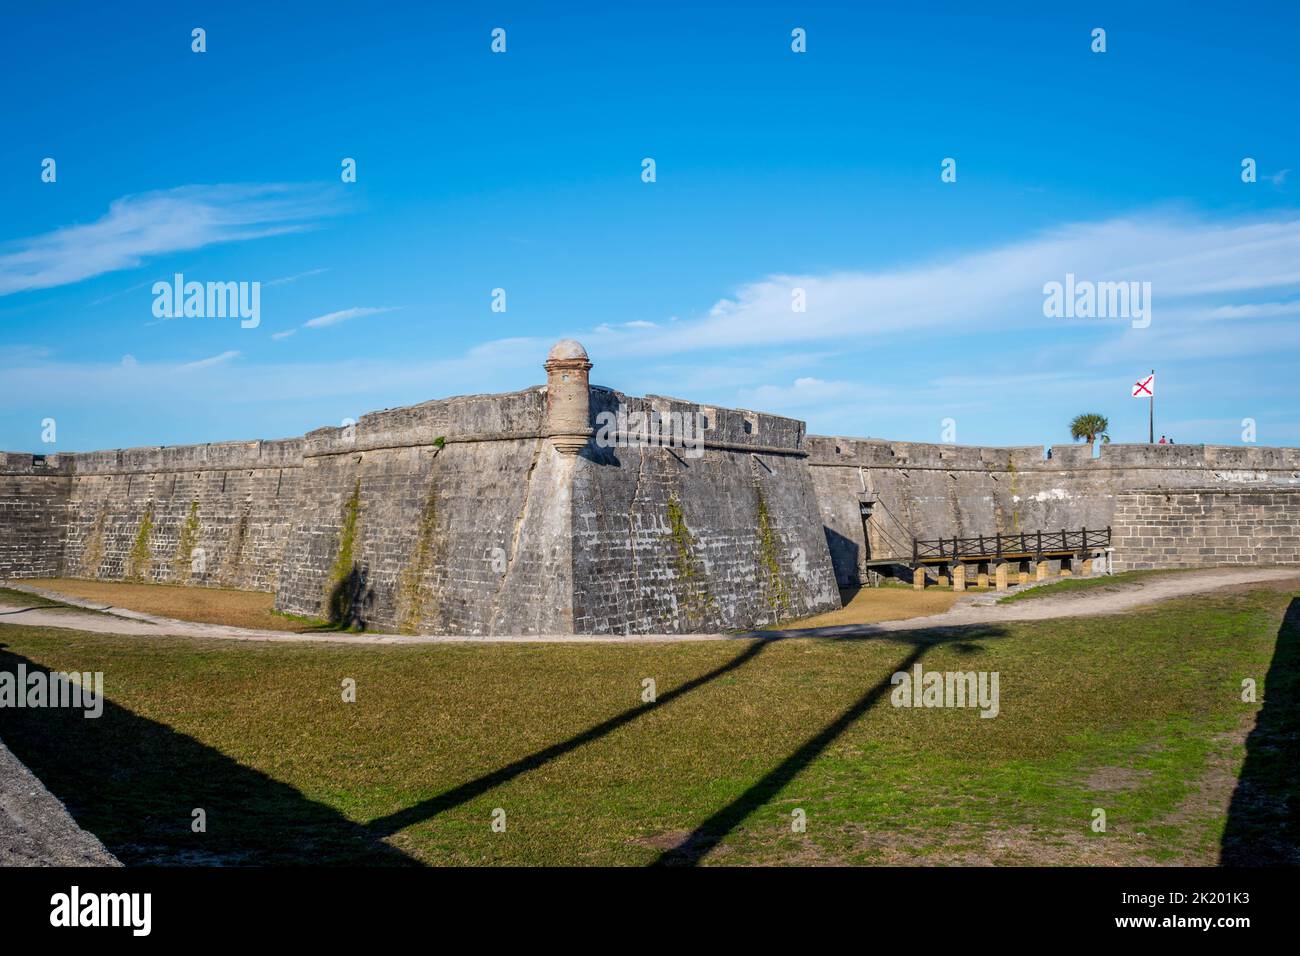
[397,481,439,635]
[755,487,789,615]
[1006,453,1022,534]
[127,503,155,582]
[667,494,715,625]
[323,479,363,622]
[82,507,108,578]
[173,500,201,580]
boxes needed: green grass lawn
[1,583,1296,866]
[996,569,1177,603]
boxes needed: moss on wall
[220,509,249,586]
[323,479,363,622]
[1006,453,1022,533]
[755,486,789,616]
[397,479,439,635]
[173,500,201,580]
[81,507,107,578]
[126,503,155,582]
[667,493,715,626]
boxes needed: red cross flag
[1132,373,1154,397]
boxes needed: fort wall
[272,386,576,635]
[0,454,73,579]
[1111,487,1300,571]
[60,439,304,592]
[570,388,839,633]
[805,437,1300,584]
[3,341,1298,631]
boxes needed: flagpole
[1149,367,1154,444]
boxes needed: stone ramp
[0,734,118,867]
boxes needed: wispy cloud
[557,212,1300,360]
[9,210,1300,449]
[0,183,345,296]
[264,267,329,287]
[180,350,240,370]
[302,306,396,329]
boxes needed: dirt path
[1,567,1297,645]
[784,567,1300,640]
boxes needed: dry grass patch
[787,585,957,629]
[18,578,318,632]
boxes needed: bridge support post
[913,567,926,590]
[977,564,989,588]
[1036,561,1049,582]
[995,563,1009,591]
[1081,557,1093,576]
[1018,560,1030,585]
[952,563,966,592]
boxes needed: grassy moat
[0,579,1295,865]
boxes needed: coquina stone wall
[0,351,842,634]
[273,383,839,635]
[3,341,1298,631]
[1111,487,1300,571]
[61,440,304,592]
[570,388,839,633]
[0,454,73,579]
[273,387,577,635]
[807,438,1300,585]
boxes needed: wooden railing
[911,527,1110,565]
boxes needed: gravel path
[2,567,1297,644]
[0,736,119,867]
[766,567,1300,640]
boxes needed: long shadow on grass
[366,638,772,838]
[654,624,1009,866]
[0,646,416,866]
[1220,597,1300,865]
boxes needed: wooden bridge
[853,493,1112,581]
[908,527,1111,567]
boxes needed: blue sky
[2,0,1298,451]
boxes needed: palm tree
[1070,413,1110,445]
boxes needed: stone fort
[2,340,1299,635]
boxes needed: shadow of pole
[0,645,415,866]
[1220,597,1300,865]
[653,642,931,867]
[366,637,771,838]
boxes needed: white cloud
[180,350,240,370]
[0,183,344,296]
[1202,300,1300,320]
[9,209,1300,449]
[0,349,525,412]
[302,306,396,329]
[264,267,328,287]
[736,377,889,410]
[561,212,1300,361]
[271,330,296,341]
